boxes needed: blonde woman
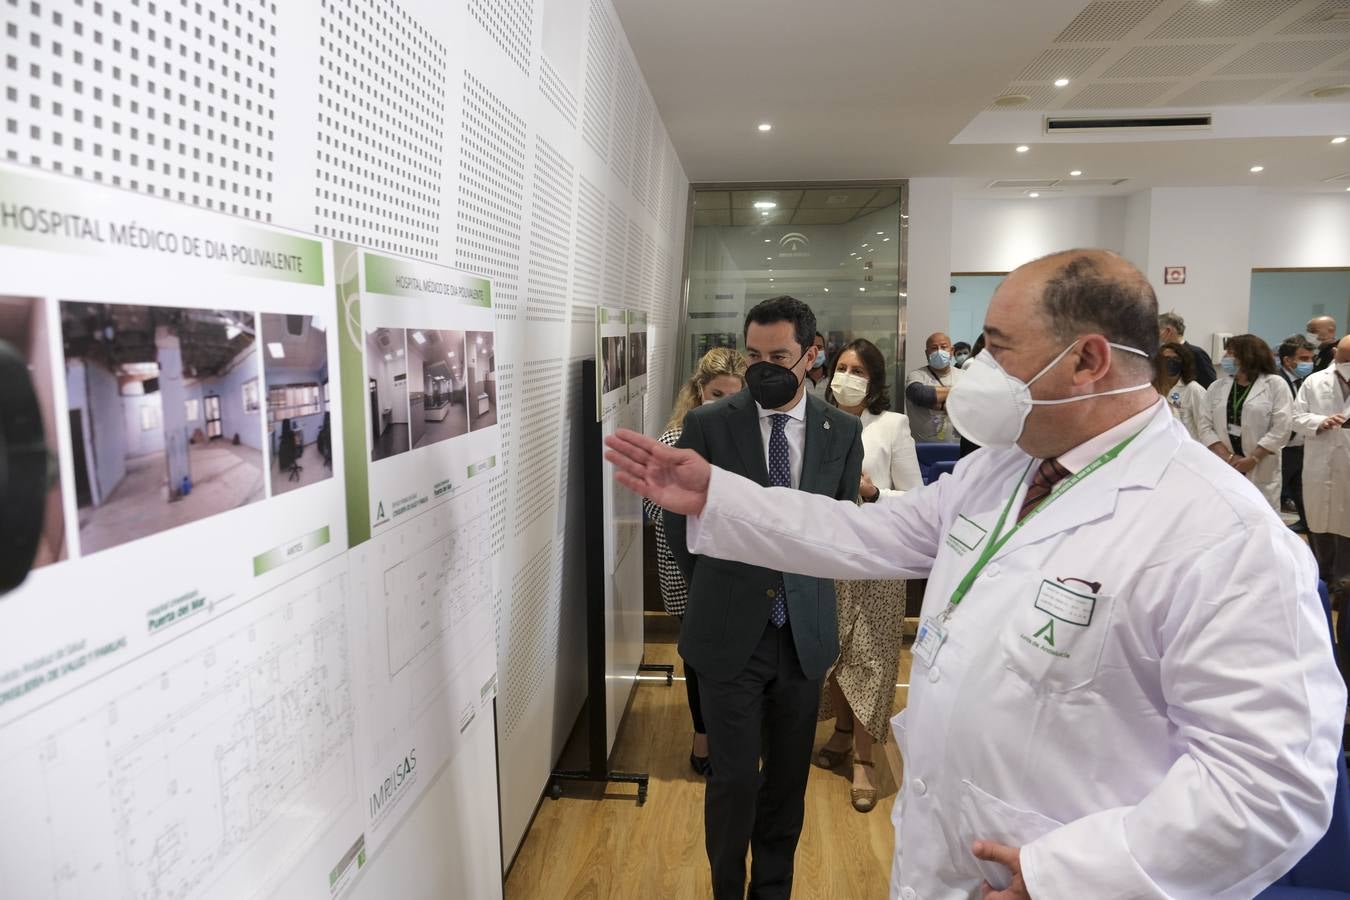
[643,347,747,777]
[814,338,922,812]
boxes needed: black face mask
[745,349,808,409]
[1165,358,1182,377]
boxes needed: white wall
[950,195,1126,273]
[265,365,329,444]
[75,359,127,506]
[209,344,264,451]
[906,178,954,383]
[121,392,166,457]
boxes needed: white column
[905,177,954,378]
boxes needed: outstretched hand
[604,429,711,516]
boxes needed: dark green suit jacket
[665,389,864,681]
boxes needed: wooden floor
[505,622,914,900]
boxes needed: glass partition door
[681,184,908,404]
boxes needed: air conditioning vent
[1044,114,1213,133]
[988,178,1129,190]
[987,179,1059,189]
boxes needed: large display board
[0,165,501,900]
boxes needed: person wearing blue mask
[1199,334,1292,511]
[1278,335,1317,532]
[904,332,964,443]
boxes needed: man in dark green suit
[666,296,864,900]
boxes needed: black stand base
[547,768,649,805]
[638,662,674,685]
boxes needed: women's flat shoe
[851,759,877,813]
[814,726,853,770]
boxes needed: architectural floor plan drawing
[0,565,357,900]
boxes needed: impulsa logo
[369,748,418,821]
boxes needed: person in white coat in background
[1294,334,1350,600]
[605,249,1344,900]
[1198,333,1291,512]
[813,337,922,813]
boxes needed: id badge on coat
[1228,423,1242,437]
[913,616,948,667]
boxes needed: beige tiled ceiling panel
[1102,43,1236,78]
[1065,80,1178,108]
[0,0,278,219]
[1149,0,1302,39]
[1168,78,1290,105]
[1055,0,1166,43]
[1016,47,1110,81]
[1218,39,1350,74]
[1279,0,1350,35]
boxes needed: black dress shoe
[689,752,712,778]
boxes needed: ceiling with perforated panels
[614,0,1350,191]
[989,0,1350,111]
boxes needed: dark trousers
[686,659,706,735]
[1312,531,1350,590]
[1282,445,1307,526]
[698,620,820,900]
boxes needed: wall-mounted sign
[1164,266,1186,285]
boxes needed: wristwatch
[862,486,880,503]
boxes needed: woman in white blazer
[813,338,922,813]
[1197,333,1291,511]
[1152,341,1207,441]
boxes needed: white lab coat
[1197,373,1291,510]
[860,409,923,496]
[1293,368,1350,537]
[1159,379,1206,443]
[686,401,1343,900]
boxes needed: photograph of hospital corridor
[260,314,332,496]
[367,327,410,462]
[0,296,67,567]
[466,331,497,431]
[61,303,266,555]
[408,329,469,448]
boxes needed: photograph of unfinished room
[0,296,67,569]
[60,303,265,555]
[367,327,410,462]
[260,313,332,496]
[465,331,497,432]
[628,330,648,380]
[407,329,469,448]
[601,335,626,394]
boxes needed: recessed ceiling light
[1016,145,1030,153]
[764,238,771,242]
[757,123,772,132]
[1069,170,1083,176]
[1309,85,1350,99]
[883,237,891,242]
[1054,78,1070,88]
[769,278,774,282]
[993,94,1030,108]
[267,342,285,359]
[753,200,777,210]
[823,287,830,292]
[1249,165,1264,173]
[411,330,426,344]
[766,256,773,260]
[1029,192,1040,198]
[1333,137,1348,144]
[876,231,885,235]
[859,287,866,292]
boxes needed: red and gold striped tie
[1019,457,1071,522]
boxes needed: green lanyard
[1228,382,1252,426]
[939,431,1142,622]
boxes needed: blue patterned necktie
[768,413,791,627]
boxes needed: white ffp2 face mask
[830,371,869,407]
[946,340,1153,448]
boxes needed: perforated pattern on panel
[659,155,678,238]
[603,203,626,307]
[1218,40,1350,74]
[1065,80,1177,107]
[0,0,277,217]
[581,0,614,160]
[645,118,665,220]
[625,221,645,309]
[1168,78,1287,105]
[641,231,656,313]
[456,72,526,316]
[1148,0,1300,39]
[1017,47,1109,80]
[573,176,604,305]
[469,0,533,74]
[656,246,673,325]
[501,543,554,738]
[1102,44,1235,78]
[539,58,578,126]
[609,54,636,188]
[630,94,652,209]
[1280,1,1350,35]
[315,0,446,258]
[526,136,574,323]
[513,359,562,536]
[488,362,516,558]
[1055,1,1163,43]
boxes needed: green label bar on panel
[253,526,331,576]
[363,252,492,306]
[335,243,372,547]
[468,455,497,478]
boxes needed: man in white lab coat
[606,249,1345,900]
[1294,334,1350,597]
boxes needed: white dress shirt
[757,390,807,489]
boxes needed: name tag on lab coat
[945,515,988,555]
[1034,580,1098,627]
[913,617,948,667]
[1228,423,1242,437]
